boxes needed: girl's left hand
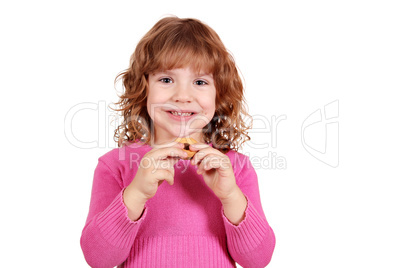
[190,143,239,201]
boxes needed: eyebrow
[153,70,213,78]
[197,73,213,78]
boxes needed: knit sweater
[80,142,275,268]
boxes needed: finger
[196,156,208,175]
[199,153,233,176]
[197,153,222,173]
[191,150,205,166]
[148,142,184,157]
[167,157,180,168]
[154,169,175,186]
[202,155,223,171]
[152,147,188,160]
[151,159,177,175]
[191,147,224,166]
[152,141,185,150]
[189,143,210,152]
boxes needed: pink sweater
[81,142,275,268]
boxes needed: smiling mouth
[169,111,195,116]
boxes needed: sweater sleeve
[80,158,147,268]
[222,155,276,268]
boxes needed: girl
[81,16,275,268]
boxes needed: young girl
[81,16,275,268]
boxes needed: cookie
[175,137,198,160]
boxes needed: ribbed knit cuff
[222,196,269,254]
[97,189,147,249]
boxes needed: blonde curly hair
[113,16,252,153]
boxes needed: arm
[222,156,276,268]
[80,159,147,268]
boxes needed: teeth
[170,111,193,116]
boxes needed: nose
[173,82,193,103]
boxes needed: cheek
[146,92,161,120]
[146,94,153,118]
[208,92,216,114]
[146,86,165,119]
[199,94,216,123]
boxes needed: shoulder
[98,141,152,170]
[225,149,253,175]
[225,149,260,187]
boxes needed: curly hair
[112,16,252,153]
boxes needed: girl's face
[147,67,216,144]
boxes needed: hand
[190,144,239,201]
[123,142,188,220]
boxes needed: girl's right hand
[123,142,187,220]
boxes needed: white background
[1,0,401,267]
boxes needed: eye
[194,80,208,86]
[159,77,173,83]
